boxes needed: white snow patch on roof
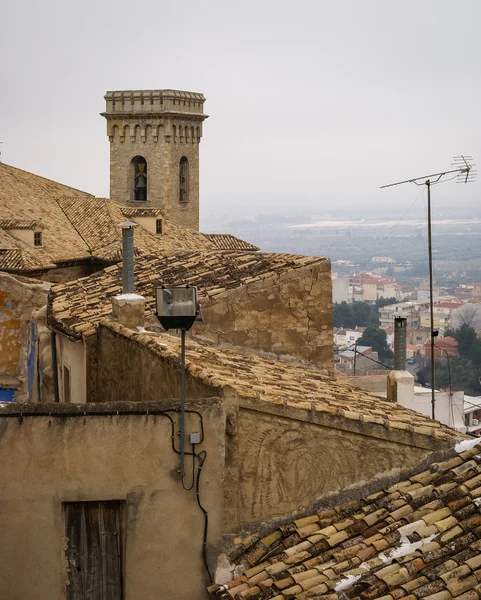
[334,563,370,592]
[335,574,362,592]
[379,534,438,564]
[455,437,481,453]
[114,293,145,301]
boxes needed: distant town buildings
[371,255,395,263]
[332,272,402,304]
[455,283,481,299]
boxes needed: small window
[34,231,42,247]
[156,219,163,235]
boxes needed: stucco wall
[0,273,50,400]
[198,261,334,373]
[0,400,225,600]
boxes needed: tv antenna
[381,156,476,420]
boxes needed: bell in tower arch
[132,156,148,201]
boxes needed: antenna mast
[381,156,476,420]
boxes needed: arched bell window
[179,156,189,202]
[131,156,148,201]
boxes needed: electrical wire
[353,348,391,370]
[164,409,212,583]
[367,187,426,262]
[195,450,213,583]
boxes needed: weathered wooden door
[65,501,124,600]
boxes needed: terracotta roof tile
[0,163,213,272]
[49,250,327,338]
[0,219,43,229]
[209,442,481,600]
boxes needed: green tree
[357,326,394,362]
[333,302,355,329]
[333,298,398,329]
[452,324,477,357]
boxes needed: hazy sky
[1,0,480,221]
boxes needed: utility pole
[353,339,358,376]
[381,157,476,420]
[426,179,435,417]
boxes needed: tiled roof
[0,229,56,271]
[0,219,43,230]
[210,441,481,600]
[0,248,55,272]
[0,163,213,272]
[121,207,163,217]
[55,197,214,262]
[0,163,94,267]
[49,251,326,339]
[103,320,459,443]
[203,234,260,252]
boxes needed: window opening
[34,232,42,247]
[156,219,163,235]
[131,156,148,201]
[179,156,189,202]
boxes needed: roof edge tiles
[0,219,43,230]
[48,250,329,339]
[203,233,260,252]
[120,207,164,217]
[99,319,462,447]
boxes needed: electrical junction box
[190,432,201,444]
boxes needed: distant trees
[453,304,481,330]
[333,298,397,329]
[418,323,481,395]
[357,326,394,362]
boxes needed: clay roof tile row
[208,443,481,600]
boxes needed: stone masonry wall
[109,124,200,231]
[197,260,334,373]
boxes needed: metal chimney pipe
[393,316,407,370]
[120,221,138,294]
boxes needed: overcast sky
[1,0,480,221]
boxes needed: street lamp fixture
[155,286,199,477]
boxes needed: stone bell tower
[102,89,208,231]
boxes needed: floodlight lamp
[155,286,199,331]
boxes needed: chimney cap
[120,220,138,229]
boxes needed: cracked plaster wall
[0,273,50,400]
